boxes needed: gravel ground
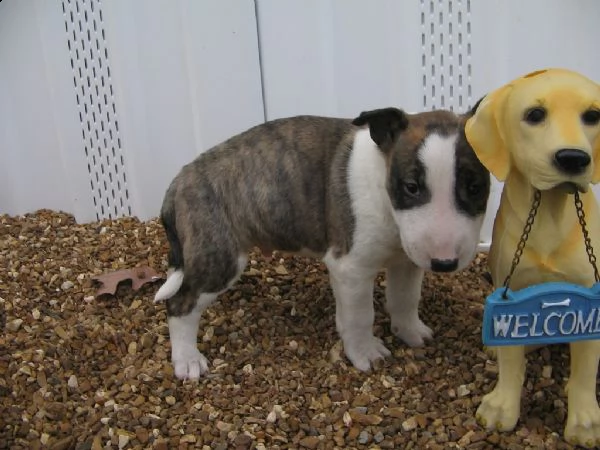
[0,210,584,449]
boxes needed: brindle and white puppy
[154,107,490,380]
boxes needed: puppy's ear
[352,107,409,151]
[466,96,486,117]
[465,86,512,181]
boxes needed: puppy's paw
[564,403,600,448]
[476,387,520,432]
[343,336,391,372]
[391,317,433,347]
[172,347,209,380]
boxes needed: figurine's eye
[403,181,420,196]
[524,107,547,125]
[582,109,600,126]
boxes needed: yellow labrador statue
[466,68,600,447]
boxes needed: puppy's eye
[403,181,420,196]
[467,182,481,196]
[582,109,600,126]
[524,107,547,125]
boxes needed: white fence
[1,0,600,247]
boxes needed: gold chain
[502,188,600,298]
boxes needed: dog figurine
[155,107,490,380]
[466,68,600,446]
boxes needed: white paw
[343,335,391,372]
[172,346,209,380]
[476,387,520,432]
[564,403,600,448]
[391,317,433,347]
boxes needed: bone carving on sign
[92,267,164,297]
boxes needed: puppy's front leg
[324,254,390,371]
[564,340,600,448]
[385,254,431,347]
[476,345,525,431]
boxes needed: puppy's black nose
[431,258,459,273]
[554,149,591,175]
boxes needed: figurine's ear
[465,87,512,181]
[352,107,409,152]
[593,135,600,184]
[591,86,600,183]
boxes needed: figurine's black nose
[431,258,458,273]
[554,149,590,175]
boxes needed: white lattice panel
[62,0,131,220]
[421,0,472,112]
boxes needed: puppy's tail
[155,193,185,303]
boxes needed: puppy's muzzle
[431,258,458,273]
[553,148,591,175]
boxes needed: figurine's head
[465,69,600,192]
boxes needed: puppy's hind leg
[385,253,431,347]
[324,251,390,372]
[165,254,248,380]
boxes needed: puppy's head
[466,69,600,192]
[353,108,490,272]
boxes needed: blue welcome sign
[482,282,600,346]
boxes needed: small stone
[298,436,321,449]
[374,431,385,443]
[127,342,137,355]
[349,410,382,426]
[233,433,253,448]
[274,264,288,275]
[288,340,298,351]
[242,364,253,375]
[457,384,471,397]
[32,308,40,320]
[402,416,418,431]
[135,428,149,444]
[542,365,552,378]
[55,326,69,340]
[343,411,352,427]
[384,406,405,418]
[266,410,277,423]
[40,433,50,445]
[357,431,370,445]
[118,434,129,449]
[180,434,196,443]
[140,333,155,348]
[216,421,233,432]
[165,396,176,406]
[67,375,78,389]
[61,280,74,290]
[6,318,23,332]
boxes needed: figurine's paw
[343,335,391,372]
[476,388,520,432]
[564,404,600,448]
[391,317,433,347]
[172,347,209,380]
